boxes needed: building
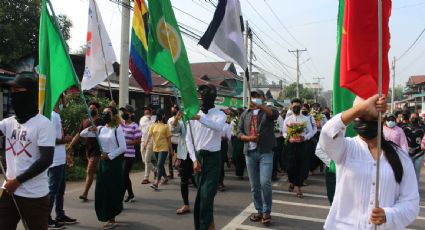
[398,75,425,113]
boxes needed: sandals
[141,179,150,184]
[176,207,190,215]
[288,184,294,192]
[296,192,304,199]
[262,213,271,226]
[249,213,262,222]
[103,222,117,229]
[79,195,88,202]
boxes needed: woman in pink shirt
[383,113,408,153]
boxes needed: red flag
[340,0,392,99]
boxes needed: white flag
[82,0,117,91]
[199,0,247,69]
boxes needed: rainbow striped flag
[130,0,152,91]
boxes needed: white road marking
[273,200,330,210]
[272,190,328,199]
[221,203,255,230]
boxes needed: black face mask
[101,112,112,124]
[121,113,129,121]
[292,106,301,115]
[302,111,309,116]
[324,112,331,120]
[353,119,378,140]
[90,109,97,117]
[11,91,38,124]
[171,111,178,116]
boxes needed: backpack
[402,124,424,159]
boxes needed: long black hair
[381,135,403,184]
[155,109,167,124]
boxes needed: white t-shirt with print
[51,111,66,167]
[0,114,56,198]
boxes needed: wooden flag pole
[375,0,383,229]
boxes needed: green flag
[38,0,79,119]
[147,0,199,120]
[330,0,356,173]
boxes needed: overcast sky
[50,0,425,90]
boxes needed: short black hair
[291,98,302,104]
[302,103,310,110]
[402,110,411,121]
[89,101,101,109]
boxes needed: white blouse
[319,114,419,230]
[80,126,127,160]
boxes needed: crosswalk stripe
[273,200,330,210]
[272,190,328,199]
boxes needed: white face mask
[386,121,396,128]
[251,98,262,105]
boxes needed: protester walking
[402,112,425,183]
[119,105,142,203]
[168,105,181,179]
[144,109,173,191]
[272,104,285,181]
[139,108,157,184]
[383,113,408,153]
[80,106,127,229]
[283,98,314,199]
[186,84,226,230]
[320,95,419,229]
[48,96,77,229]
[0,73,56,230]
[68,101,104,202]
[237,89,279,226]
[231,111,245,179]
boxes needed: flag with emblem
[38,0,80,119]
[81,0,117,91]
[147,0,199,120]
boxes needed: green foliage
[282,83,315,101]
[66,157,86,181]
[388,85,405,101]
[0,0,72,69]
[61,95,110,136]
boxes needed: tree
[0,0,72,69]
[282,83,315,101]
[388,85,405,102]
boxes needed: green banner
[215,96,243,108]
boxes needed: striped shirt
[121,122,142,158]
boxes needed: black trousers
[309,132,322,171]
[169,144,178,176]
[325,167,336,204]
[123,157,135,197]
[287,142,308,187]
[273,136,284,173]
[231,136,245,177]
[179,157,194,205]
[219,140,229,185]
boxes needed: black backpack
[402,124,424,159]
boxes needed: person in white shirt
[167,104,181,179]
[48,96,76,228]
[283,98,315,198]
[139,107,157,184]
[319,95,419,229]
[0,73,56,229]
[186,84,226,230]
[80,106,127,229]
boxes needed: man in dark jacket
[237,90,279,226]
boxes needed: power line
[397,26,425,61]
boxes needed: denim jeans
[245,150,274,214]
[412,154,425,184]
[155,151,168,182]
[48,164,66,220]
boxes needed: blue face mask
[386,121,396,128]
[251,98,262,105]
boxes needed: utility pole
[288,49,307,98]
[313,77,325,102]
[118,0,131,108]
[391,56,396,113]
[249,28,254,90]
[243,20,249,108]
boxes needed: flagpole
[92,0,114,101]
[46,0,104,153]
[0,160,29,230]
[375,0,383,229]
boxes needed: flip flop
[262,214,271,226]
[79,195,88,202]
[176,207,190,215]
[249,213,262,222]
[296,193,304,199]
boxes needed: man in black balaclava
[0,72,56,229]
[185,84,226,230]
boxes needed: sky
[50,0,425,91]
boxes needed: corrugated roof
[407,75,425,86]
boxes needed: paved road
[17,167,425,230]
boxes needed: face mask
[59,104,64,111]
[251,98,262,105]
[302,111,309,116]
[101,112,112,124]
[292,106,301,115]
[90,109,97,117]
[121,113,129,121]
[324,112,331,119]
[353,119,378,140]
[386,121,396,128]
[11,91,38,124]
[200,92,215,114]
